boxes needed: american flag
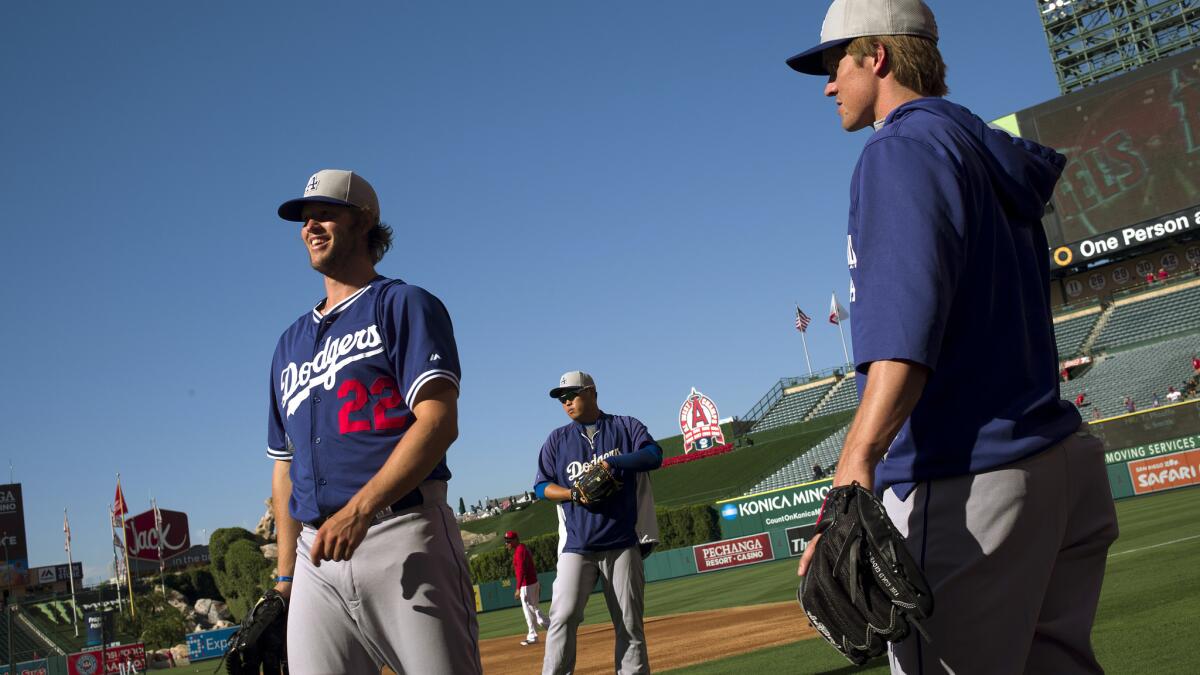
[794,307,812,332]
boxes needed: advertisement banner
[186,626,239,662]
[715,479,832,539]
[1104,433,1199,465]
[0,483,28,588]
[123,509,190,562]
[29,562,84,586]
[68,644,146,675]
[784,524,817,557]
[1127,448,1200,495]
[0,659,49,675]
[693,533,774,573]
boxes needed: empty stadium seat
[1092,283,1200,352]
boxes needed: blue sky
[4,1,1062,583]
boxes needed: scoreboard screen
[1015,49,1200,250]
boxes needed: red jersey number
[338,377,409,434]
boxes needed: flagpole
[799,330,814,378]
[109,505,124,614]
[117,474,136,618]
[64,509,79,637]
[152,497,166,596]
[836,320,850,366]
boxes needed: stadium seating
[808,373,859,418]
[749,379,836,433]
[745,424,848,494]
[1060,332,1200,417]
[1053,308,1102,358]
[1091,281,1200,351]
[0,611,57,664]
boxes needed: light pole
[3,531,12,674]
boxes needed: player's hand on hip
[309,508,372,566]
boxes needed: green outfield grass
[461,411,854,555]
[660,486,1200,674]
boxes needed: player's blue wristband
[275,576,293,583]
[534,482,550,500]
[606,443,663,471]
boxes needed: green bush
[469,532,559,584]
[116,592,187,651]
[656,503,719,551]
[165,568,223,604]
[209,527,272,619]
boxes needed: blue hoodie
[846,98,1082,498]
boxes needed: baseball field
[156,485,1198,673]
[475,485,1200,674]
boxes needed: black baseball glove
[798,483,933,665]
[571,462,622,504]
[223,589,288,675]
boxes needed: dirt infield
[479,601,816,674]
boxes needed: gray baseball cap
[786,0,938,75]
[277,169,380,222]
[550,371,595,399]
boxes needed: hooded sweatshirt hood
[881,97,1066,223]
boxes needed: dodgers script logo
[678,387,725,454]
[280,325,383,416]
[566,448,620,484]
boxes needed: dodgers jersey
[267,276,461,523]
[534,413,654,553]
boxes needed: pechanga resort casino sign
[679,388,725,454]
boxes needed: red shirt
[512,543,538,587]
[1192,357,1200,370]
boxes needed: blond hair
[847,35,948,97]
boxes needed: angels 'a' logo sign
[679,388,725,454]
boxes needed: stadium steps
[809,372,859,418]
[1060,333,1200,417]
[803,376,846,422]
[750,377,837,433]
[1078,303,1114,356]
[744,424,849,494]
[1052,304,1103,358]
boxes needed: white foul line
[1107,534,1200,559]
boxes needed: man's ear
[871,41,888,77]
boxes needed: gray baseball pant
[884,428,1119,675]
[286,480,482,675]
[542,546,648,675]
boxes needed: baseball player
[534,371,662,675]
[788,2,1118,673]
[265,169,482,674]
[505,530,550,646]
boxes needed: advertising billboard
[123,508,190,562]
[1010,49,1200,257]
[0,483,28,588]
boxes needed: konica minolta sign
[714,478,832,540]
